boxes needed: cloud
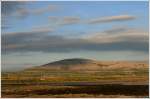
[102,26,131,34]
[88,15,136,24]
[1,1,28,18]
[48,16,60,24]
[59,17,80,25]
[1,1,26,29]
[13,4,58,18]
[48,16,80,26]
[32,5,58,14]
[30,26,54,33]
[2,27,148,54]
[48,16,58,20]
[2,27,53,47]
[14,7,29,18]
[1,25,11,30]
[85,27,148,43]
[1,1,25,15]
[47,15,136,26]
[2,1,58,19]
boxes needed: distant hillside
[24,58,148,72]
[42,58,93,66]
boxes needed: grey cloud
[88,15,136,24]
[103,27,131,34]
[1,1,26,29]
[1,1,27,19]
[2,1,58,19]
[2,29,148,54]
[1,1,25,15]
[14,4,58,18]
[2,28,53,47]
[1,25,11,30]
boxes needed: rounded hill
[42,58,93,66]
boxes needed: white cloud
[59,16,80,25]
[84,27,148,43]
[88,15,136,24]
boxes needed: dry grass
[1,61,149,98]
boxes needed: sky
[1,1,149,72]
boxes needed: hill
[25,58,148,71]
[42,58,93,66]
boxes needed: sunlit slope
[2,58,148,85]
[25,58,148,71]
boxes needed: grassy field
[1,66,149,98]
[2,67,148,83]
